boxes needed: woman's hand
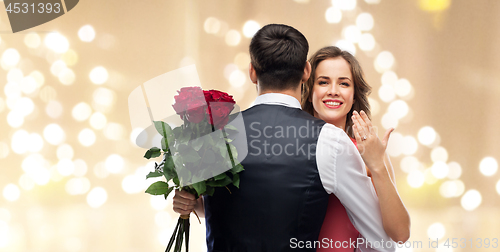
[351,110,393,173]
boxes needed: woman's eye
[318,81,328,85]
[341,82,350,86]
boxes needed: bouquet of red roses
[143,87,244,252]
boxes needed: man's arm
[316,123,395,252]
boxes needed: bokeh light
[325,6,342,23]
[342,25,361,43]
[401,136,418,156]
[20,76,38,94]
[78,25,96,42]
[242,20,260,38]
[45,100,63,119]
[335,40,356,55]
[44,33,70,53]
[50,60,67,76]
[56,144,74,160]
[375,51,395,71]
[150,195,169,210]
[89,66,109,85]
[58,68,76,85]
[234,52,250,69]
[73,159,88,177]
[24,33,41,48]
[0,142,9,159]
[424,168,438,185]
[356,13,374,31]
[479,157,498,176]
[105,154,124,174]
[407,170,425,188]
[419,0,451,12]
[11,130,30,154]
[204,17,221,34]
[2,184,20,202]
[229,69,246,88]
[72,102,92,121]
[57,159,75,177]
[2,48,21,67]
[386,132,404,157]
[439,180,465,198]
[27,133,44,153]
[65,178,91,195]
[358,33,376,51]
[89,112,107,129]
[332,0,357,10]
[92,87,116,112]
[103,123,124,140]
[381,112,398,130]
[427,222,445,239]
[431,161,449,179]
[394,78,413,98]
[388,100,409,119]
[6,111,24,128]
[43,123,66,145]
[447,162,462,179]
[431,146,448,163]
[418,126,437,146]
[378,84,396,103]
[225,30,241,46]
[400,156,420,173]
[86,187,108,208]
[78,128,96,147]
[461,189,482,211]
[496,180,500,195]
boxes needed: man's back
[204,103,328,252]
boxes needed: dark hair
[249,24,309,91]
[301,46,371,138]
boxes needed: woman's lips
[323,100,342,109]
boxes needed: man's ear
[301,61,311,84]
[249,63,258,85]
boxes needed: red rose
[172,87,206,123]
[203,90,235,129]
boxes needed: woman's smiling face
[311,57,355,130]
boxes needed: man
[173,24,395,252]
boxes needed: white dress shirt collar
[251,93,302,109]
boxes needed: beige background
[0,0,499,251]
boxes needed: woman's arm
[352,111,410,243]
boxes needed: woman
[301,46,410,250]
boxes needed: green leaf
[162,155,176,181]
[146,171,163,179]
[191,137,204,151]
[145,181,171,195]
[191,180,206,196]
[144,147,161,159]
[206,176,232,187]
[182,148,201,163]
[223,124,238,132]
[228,144,238,160]
[154,121,172,138]
[214,173,226,181]
[205,186,215,196]
[232,173,240,188]
[164,186,174,198]
[160,137,169,152]
[202,149,216,164]
[173,177,180,187]
[231,163,244,173]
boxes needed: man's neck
[258,86,302,104]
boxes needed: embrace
[173,24,410,252]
